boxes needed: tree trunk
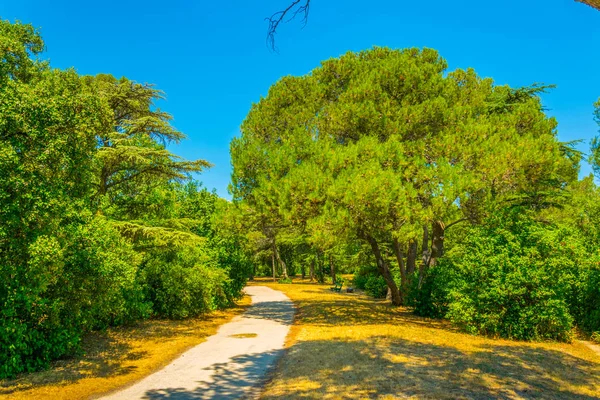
[329,253,336,284]
[406,240,417,275]
[364,234,402,306]
[429,221,445,268]
[419,225,429,288]
[272,244,277,281]
[309,258,315,282]
[318,250,325,283]
[274,242,288,279]
[301,263,306,280]
[392,238,407,305]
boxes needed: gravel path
[99,285,294,400]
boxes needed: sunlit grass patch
[253,278,600,399]
[230,333,258,338]
[0,296,251,400]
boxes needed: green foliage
[365,275,388,299]
[414,212,584,341]
[0,20,253,378]
[278,277,293,284]
[407,267,450,319]
[0,19,45,82]
[143,247,229,319]
[0,214,145,378]
[232,46,578,307]
[352,265,379,290]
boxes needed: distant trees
[0,20,252,378]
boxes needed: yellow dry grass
[0,296,251,400]
[253,278,600,399]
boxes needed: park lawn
[254,278,600,399]
[0,296,251,400]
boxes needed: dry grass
[253,278,600,399]
[0,296,251,400]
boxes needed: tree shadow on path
[142,350,284,399]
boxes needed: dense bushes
[0,21,252,378]
[353,266,388,298]
[410,212,600,341]
[143,247,228,319]
[0,215,146,377]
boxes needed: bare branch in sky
[266,0,311,51]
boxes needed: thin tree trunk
[274,242,288,279]
[318,250,325,283]
[329,253,336,284]
[429,221,445,268]
[406,240,417,275]
[419,225,429,288]
[392,238,407,305]
[309,258,315,282]
[272,243,277,281]
[364,234,402,306]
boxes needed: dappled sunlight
[0,297,251,400]
[259,280,600,399]
[141,350,284,399]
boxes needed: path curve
[100,286,294,400]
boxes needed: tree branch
[576,0,600,11]
[266,0,311,51]
[445,218,469,231]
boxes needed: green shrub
[415,214,578,341]
[353,274,369,290]
[0,216,145,378]
[353,265,379,290]
[407,267,450,318]
[143,246,229,319]
[278,277,293,284]
[365,275,388,299]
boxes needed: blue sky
[1,1,599,198]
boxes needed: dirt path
[99,286,294,400]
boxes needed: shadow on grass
[142,350,284,399]
[290,286,451,330]
[0,304,251,396]
[0,332,137,396]
[262,338,600,399]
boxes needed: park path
[99,286,294,400]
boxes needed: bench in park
[330,281,343,292]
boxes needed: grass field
[0,296,250,400]
[254,278,600,399]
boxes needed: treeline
[0,21,251,378]
[231,47,600,342]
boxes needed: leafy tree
[232,47,575,305]
[0,20,251,377]
[0,21,139,377]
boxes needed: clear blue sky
[2,1,599,198]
